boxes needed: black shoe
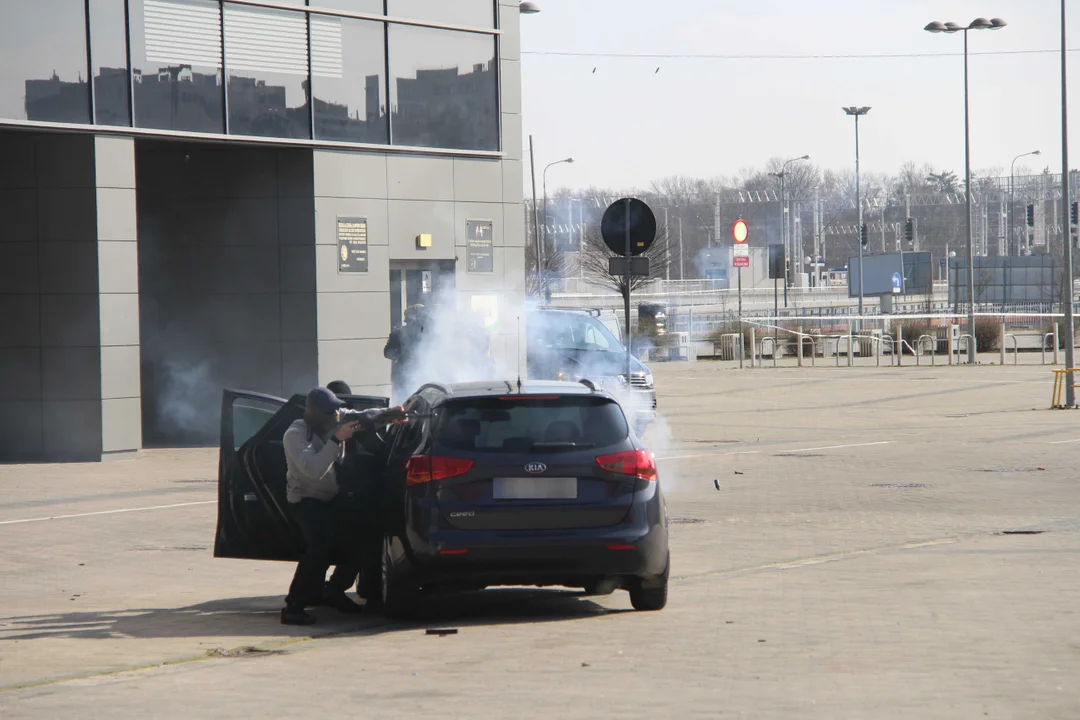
[323,591,366,615]
[281,605,316,626]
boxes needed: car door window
[583,323,611,351]
[232,396,283,450]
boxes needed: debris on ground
[206,646,284,658]
[713,479,720,490]
[426,628,458,637]
[734,471,744,475]
[581,662,590,668]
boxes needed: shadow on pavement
[0,589,626,642]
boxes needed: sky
[520,0,1080,193]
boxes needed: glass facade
[0,0,90,124]
[89,0,132,126]
[312,17,388,144]
[0,0,501,152]
[387,0,494,28]
[389,25,498,151]
[129,0,225,134]
[224,4,310,138]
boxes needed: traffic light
[1026,204,1035,227]
[860,223,869,249]
[1071,201,1078,227]
[904,218,914,246]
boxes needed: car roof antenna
[516,314,523,393]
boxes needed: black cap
[307,387,346,414]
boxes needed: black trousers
[285,498,360,608]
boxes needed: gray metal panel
[500,59,521,115]
[99,293,140,347]
[500,112,522,161]
[40,294,101,347]
[42,400,103,458]
[97,242,139,294]
[37,188,98,242]
[315,243,391,291]
[386,154,455,201]
[502,202,525,247]
[94,136,136,189]
[454,158,503,203]
[96,188,138,241]
[280,293,319,342]
[314,196,389,246]
[317,338,391,387]
[42,346,102,400]
[317,290,392,341]
[0,242,40,293]
[387,199,457,259]
[498,3,520,60]
[0,189,39,241]
[101,397,142,453]
[100,345,141,401]
[847,252,932,297]
[501,159,523,206]
[313,150,388,199]
[0,349,42,401]
[0,401,44,455]
[36,134,96,189]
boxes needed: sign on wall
[466,220,494,273]
[337,217,368,273]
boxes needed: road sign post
[601,198,657,381]
[732,219,749,367]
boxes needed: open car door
[214,389,390,562]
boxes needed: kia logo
[524,463,546,474]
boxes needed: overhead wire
[522,48,1080,61]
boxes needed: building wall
[0,129,140,461]
[135,141,319,445]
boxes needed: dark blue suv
[214,381,670,618]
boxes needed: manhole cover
[870,483,928,489]
[669,517,708,525]
[774,453,825,458]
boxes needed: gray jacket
[283,411,383,503]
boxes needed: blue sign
[891,272,902,294]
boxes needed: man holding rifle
[280,386,406,626]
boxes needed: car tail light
[439,548,469,556]
[595,450,658,481]
[606,543,636,551]
[406,455,475,486]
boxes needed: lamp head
[924,21,947,33]
[519,1,541,13]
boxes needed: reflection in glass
[312,16,387,143]
[129,0,224,133]
[387,0,494,28]
[224,3,311,139]
[0,0,90,123]
[389,26,498,151]
[90,0,131,126]
[308,1,383,13]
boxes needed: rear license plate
[493,477,577,500]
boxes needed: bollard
[847,328,854,367]
[797,326,804,367]
[897,325,903,368]
[1000,324,1006,366]
[1054,322,1060,366]
[948,325,955,366]
[750,327,756,368]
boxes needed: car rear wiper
[530,441,596,451]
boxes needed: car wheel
[629,554,669,611]
[381,537,419,620]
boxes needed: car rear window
[435,397,629,453]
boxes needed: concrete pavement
[1,361,1078,718]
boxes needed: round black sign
[600,198,657,257]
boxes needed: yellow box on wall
[416,233,432,249]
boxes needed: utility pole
[1061,0,1075,406]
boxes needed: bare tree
[524,227,568,299]
[578,221,679,299]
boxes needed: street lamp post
[1059,0,1075,407]
[540,157,574,297]
[842,106,870,317]
[1010,150,1040,255]
[768,155,810,308]
[925,17,1007,364]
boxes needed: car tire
[381,537,419,620]
[629,554,669,611]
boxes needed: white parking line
[1048,438,1080,445]
[781,441,892,453]
[0,500,216,526]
